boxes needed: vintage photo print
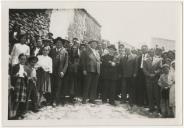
[1,0,183,127]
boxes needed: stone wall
[68,9,101,42]
[9,9,52,38]
[9,9,101,44]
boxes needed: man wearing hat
[49,37,68,106]
[30,38,43,56]
[81,40,101,104]
[101,45,118,105]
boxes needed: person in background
[134,45,148,107]
[10,34,30,66]
[81,40,101,104]
[24,56,39,113]
[158,64,172,117]
[36,46,53,107]
[169,61,175,117]
[9,22,21,54]
[101,45,119,105]
[49,37,68,106]
[119,48,137,110]
[11,54,28,119]
[30,38,43,56]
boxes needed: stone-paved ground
[22,100,162,120]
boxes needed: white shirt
[34,47,40,56]
[17,64,27,78]
[140,54,147,68]
[90,48,100,60]
[36,55,53,73]
[152,55,163,67]
[11,43,30,65]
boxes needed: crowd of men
[8,29,175,120]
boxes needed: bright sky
[85,2,181,48]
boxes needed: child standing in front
[11,54,27,119]
[158,64,172,117]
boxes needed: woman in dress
[11,54,27,119]
[36,46,53,106]
[169,61,175,117]
[10,34,30,66]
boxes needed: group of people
[8,31,175,120]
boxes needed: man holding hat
[81,40,101,104]
[101,45,118,105]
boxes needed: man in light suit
[49,37,68,106]
[81,40,101,104]
[119,48,137,108]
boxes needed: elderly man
[81,40,101,104]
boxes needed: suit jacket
[30,46,42,56]
[101,54,118,80]
[80,47,101,74]
[119,54,137,78]
[49,47,68,75]
[143,57,155,79]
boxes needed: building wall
[151,37,175,51]
[68,9,101,42]
[9,9,101,43]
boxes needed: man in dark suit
[49,37,68,106]
[119,48,137,108]
[143,49,157,112]
[134,45,148,106]
[81,40,101,104]
[101,45,118,105]
[30,38,43,56]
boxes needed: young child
[24,56,39,112]
[11,54,27,119]
[36,46,52,106]
[158,64,172,117]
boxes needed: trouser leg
[109,80,116,103]
[102,79,109,102]
[82,73,92,101]
[89,73,99,101]
[121,78,127,102]
[146,79,154,110]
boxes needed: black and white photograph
[1,0,183,127]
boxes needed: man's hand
[150,74,155,77]
[133,73,137,77]
[60,72,64,78]
[83,70,87,75]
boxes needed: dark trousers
[52,74,64,104]
[83,72,99,101]
[26,80,38,111]
[102,79,116,102]
[135,69,147,106]
[145,78,160,110]
[121,77,135,106]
